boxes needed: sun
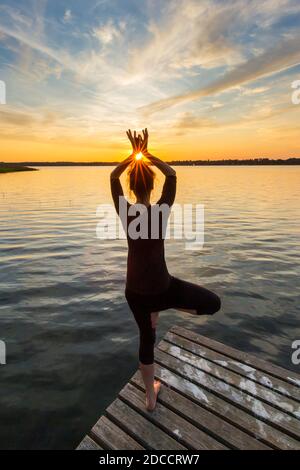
[135,152,143,161]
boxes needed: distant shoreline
[0,164,38,174]
[1,158,300,167]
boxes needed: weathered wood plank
[77,435,103,450]
[165,331,300,402]
[77,328,300,451]
[131,372,270,450]
[155,349,300,441]
[150,363,300,449]
[119,382,227,450]
[91,415,144,450]
[158,340,300,419]
[106,397,187,450]
[172,326,300,387]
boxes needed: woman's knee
[208,293,221,315]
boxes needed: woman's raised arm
[110,154,134,214]
[110,154,133,181]
[145,152,176,177]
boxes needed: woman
[110,129,221,411]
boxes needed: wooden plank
[119,382,227,450]
[149,364,300,449]
[172,326,300,387]
[106,397,187,450]
[131,373,270,450]
[165,331,300,402]
[76,328,300,451]
[91,415,144,450]
[77,435,103,450]
[155,349,300,441]
[158,340,300,419]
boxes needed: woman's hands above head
[127,129,141,154]
[141,128,148,154]
[110,150,135,180]
[125,128,175,176]
[126,128,149,156]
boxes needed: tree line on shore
[1,158,300,167]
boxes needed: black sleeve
[110,177,130,214]
[156,174,177,206]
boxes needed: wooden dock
[77,326,300,450]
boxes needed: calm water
[0,166,299,449]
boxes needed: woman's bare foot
[145,380,161,411]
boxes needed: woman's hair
[127,160,155,200]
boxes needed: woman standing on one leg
[110,129,221,411]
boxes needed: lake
[0,166,299,449]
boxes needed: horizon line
[1,157,300,166]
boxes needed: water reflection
[0,166,299,449]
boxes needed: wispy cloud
[92,20,125,45]
[140,34,300,115]
[174,103,298,132]
[240,86,270,96]
[0,108,36,126]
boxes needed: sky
[0,0,300,162]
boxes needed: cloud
[175,112,216,130]
[10,57,63,81]
[128,0,244,80]
[0,7,127,86]
[63,9,73,24]
[0,23,77,72]
[0,108,36,126]
[211,102,224,109]
[0,22,111,85]
[174,102,298,133]
[241,86,270,96]
[92,20,125,45]
[0,4,33,28]
[140,34,300,115]
[129,0,300,81]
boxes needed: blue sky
[0,0,300,161]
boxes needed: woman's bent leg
[169,277,221,315]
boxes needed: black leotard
[110,174,177,294]
[110,174,221,365]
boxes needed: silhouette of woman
[110,129,221,410]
